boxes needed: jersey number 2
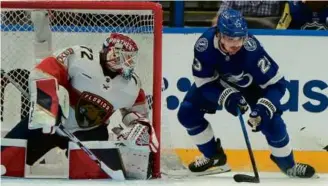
[80,46,93,60]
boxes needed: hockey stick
[1,70,125,180]
[233,108,260,183]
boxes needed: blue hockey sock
[268,134,295,171]
[197,138,217,158]
[187,122,217,158]
[271,152,295,172]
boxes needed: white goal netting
[1,8,155,129]
[0,1,173,179]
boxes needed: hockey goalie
[1,11,158,179]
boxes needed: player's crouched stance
[1,32,158,179]
[177,9,316,178]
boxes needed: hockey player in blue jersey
[177,9,316,178]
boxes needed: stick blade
[233,174,260,183]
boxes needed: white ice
[1,172,327,186]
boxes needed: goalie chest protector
[55,46,141,132]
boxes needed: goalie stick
[1,70,125,180]
[233,108,260,183]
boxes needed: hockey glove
[248,98,276,132]
[118,112,159,153]
[219,88,248,116]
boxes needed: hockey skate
[188,138,231,174]
[161,139,230,179]
[270,155,317,178]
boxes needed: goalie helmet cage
[1,0,162,178]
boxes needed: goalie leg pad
[3,116,62,166]
[1,139,27,177]
[68,141,125,179]
[119,146,150,179]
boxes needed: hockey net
[1,1,167,179]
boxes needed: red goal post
[1,0,163,178]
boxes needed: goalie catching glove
[114,112,159,153]
[28,77,69,134]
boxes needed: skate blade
[287,173,320,179]
[162,164,231,179]
[312,174,320,179]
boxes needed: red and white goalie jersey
[28,41,158,152]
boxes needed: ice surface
[1,172,327,186]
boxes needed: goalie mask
[100,33,138,80]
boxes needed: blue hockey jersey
[192,27,287,110]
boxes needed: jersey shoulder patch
[195,37,209,52]
[243,37,257,51]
